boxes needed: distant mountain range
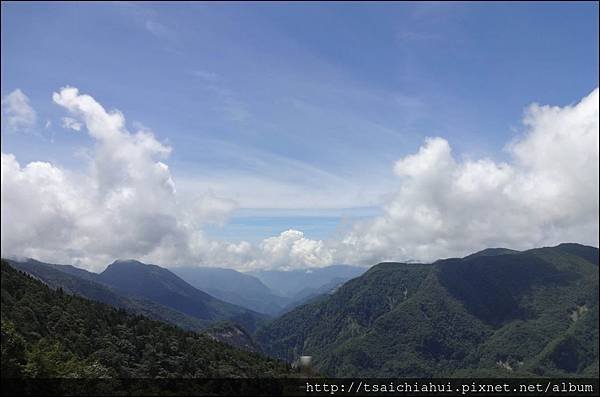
[171,264,369,315]
[5,258,367,333]
[249,265,367,300]
[5,258,213,331]
[170,266,288,315]
[1,260,290,379]
[4,243,598,378]
[99,260,268,332]
[255,243,599,378]
[6,258,266,333]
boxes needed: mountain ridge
[170,266,288,315]
[97,259,268,332]
[1,260,291,378]
[249,264,367,298]
[6,258,267,333]
[255,244,599,377]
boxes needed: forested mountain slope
[6,258,211,331]
[98,260,267,332]
[1,260,290,378]
[256,244,599,378]
[7,258,267,333]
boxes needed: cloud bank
[337,88,599,263]
[2,87,236,270]
[1,87,598,270]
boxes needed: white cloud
[182,191,237,227]
[1,87,330,271]
[1,89,37,132]
[2,87,598,271]
[2,87,236,271]
[183,229,332,272]
[336,88,599,264]
[61,116,82,131]
[256,229,333,270]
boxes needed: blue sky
[2,1,599,245]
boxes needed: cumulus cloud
[255,229,333,270]
[336,88,599,263]
[1,86,598,271]
[182,229,332,272]
[1,89,37,132]
[1,86,328,272]
[61,116,82,131]
[2,87,237,270]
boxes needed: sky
[1,1,598,271]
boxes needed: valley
[2,243,598,379]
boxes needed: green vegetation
[256,244,599,377]
[2,243,597,379]
[97,260,268,333]
[7,258,267,334]
[6,259,212,332]
[202,321,262,353]
[1,260,290,378]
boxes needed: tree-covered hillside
[1,260,290,378]
[98,260,268,333]
[6,258,213,332]
[255,244,599,378]
[7,258,267,334]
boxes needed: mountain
[279,277,349,314]
[1,260,290,379]
[97,260,268,332]
[465,247,519,258]
[171,266,288,315]
[44,262,100,282]
[255,244,599,378]
[289,276,348,302]
[249,265,367,298]
[7,258,267,333]
[6,258,212,331]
